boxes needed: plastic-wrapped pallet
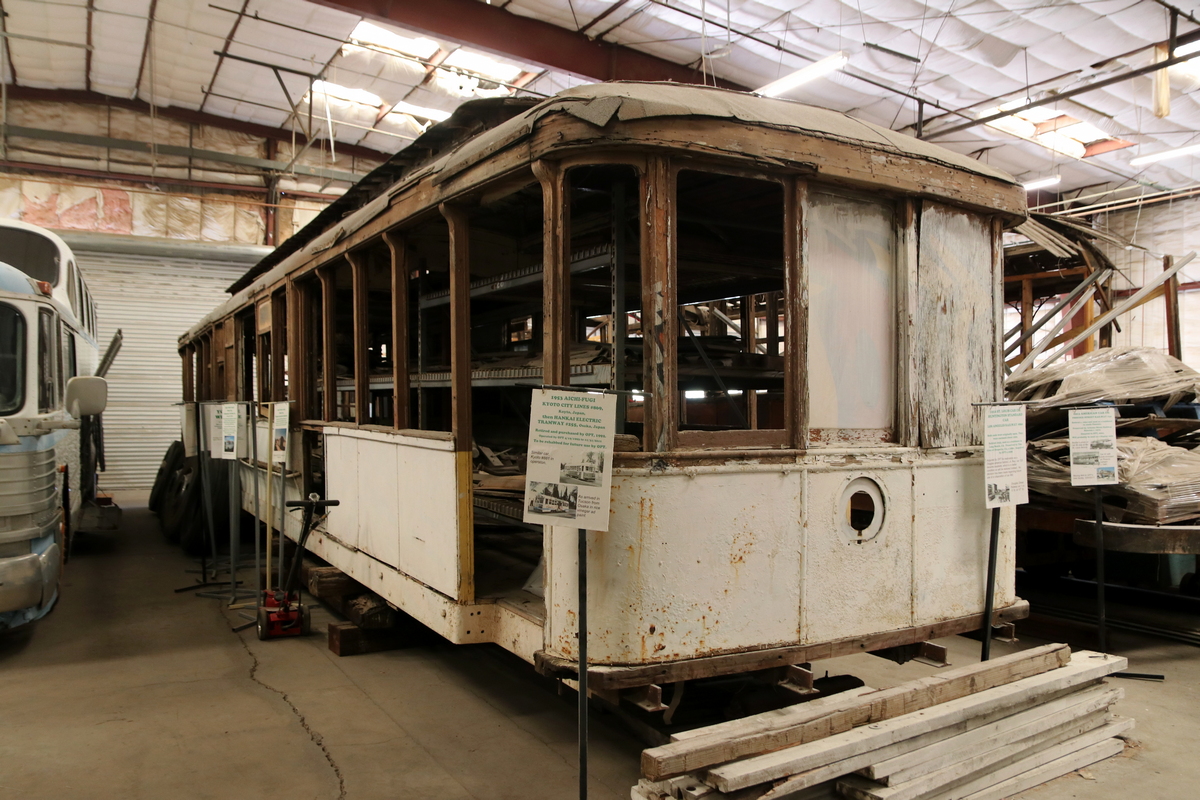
[1027,436,1200,524]
[1006,347,1200,409]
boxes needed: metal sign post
[979,402,1030,660]
[522,386,617,800]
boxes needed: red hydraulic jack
[256,493,339,641]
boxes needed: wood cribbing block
[327,621,409,657]
[710,653,1125,793]
[641,643,1073,780]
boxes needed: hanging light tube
[1022,175,1062,191]
[755,52,848,97]
[1130,142,1200,166]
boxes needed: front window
[0,228,60,284]
[38,308,58,413]
[0,303,24,415]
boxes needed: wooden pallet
[633,646,1131,800]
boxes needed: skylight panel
[349,21,439,59]
[310,80,382,107]
[442,49,524,83]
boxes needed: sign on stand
[220,403,240,459]
[271,402,290,465]
[984,405,1029,507]
[523,389,617,531]
[1068,407,1119,486]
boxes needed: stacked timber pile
[632,645,1130,800]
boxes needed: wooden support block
[669,686,876,743]
[702,651,1122,793]
[344,593,398,630]
[306,565,362,599]
[642,643,1073,781]
[327,621,410,657]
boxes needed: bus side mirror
[66,376,107,418]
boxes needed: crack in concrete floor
[238,634,348,800]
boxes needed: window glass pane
[0,303,25,415]
[64,328,77,380]
[0,228,59,284]
[675,170,785,432]
[807,191,896,432]
[38,308,56,412]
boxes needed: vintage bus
[174,82,1027,695]
[0,220,108,631]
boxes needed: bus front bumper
[0,526,61,620]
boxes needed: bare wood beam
[440,203,473,451]
[384,231,409,430]
[786,177,806,448]
[642,155,676,452]
[533,160,570,386]
[312,0,740,89]
[318,267,337,423]
[347,251,370,425]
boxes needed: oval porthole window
[838,477,885,543]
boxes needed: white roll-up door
[76,251,248,489]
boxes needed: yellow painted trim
[456,450,475,603]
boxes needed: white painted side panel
[322,428,461,599]
[916,204,995,448]
[801,467,915,643]
[912,461,1016,623]
[546,470,802,665]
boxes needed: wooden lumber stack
[632,645,1131,800]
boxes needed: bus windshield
[0,228,59,284]
[0,303,24,415]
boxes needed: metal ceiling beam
[2,87,391,163]
[1,124,365,183]
[924,47,1200,140]
[310,0,745,89]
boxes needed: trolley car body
[179,83,1027,688]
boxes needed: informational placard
[523,389,617,531]
[984,404,1028,507]
[271,402,290,465]
[219,403,239,459]
[181,403,197,457]
[1069,407,1119,486]
[204,404,222,455]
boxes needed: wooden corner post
[347,250,370,425]
[643,155,677,452]
[533,160,571,387]
[439,202,475,603]
[384,231,409,430]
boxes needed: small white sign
[181,403,197,457]
[523,389,617,531]
[271,402,290,465]
[984,404,1028,507]
[219,403,239,460]
[1068,407,1119,486]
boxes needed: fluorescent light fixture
[1022,175,1061,191]
[684,390,706,400]
[1130,142,1200,166]
[349,22,439,59]
[442,49,523,83]
[310,80,381,107]
[755,52,848,97]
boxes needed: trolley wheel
[300,604,312,636]
[256,606,270,641]
[149,441,184,515]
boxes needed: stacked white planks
[632,645,1131,800]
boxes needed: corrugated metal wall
[78,251,247,489]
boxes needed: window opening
[675,170,785,434]
[0,303,25,415]
[407,217,453,432]
[363,250,393,425]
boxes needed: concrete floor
[1,492,1196,799]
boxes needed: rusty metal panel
[801,465,915,644]
[916,203,995,448]
[545,469,802,665]
[912,461,1016,623]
